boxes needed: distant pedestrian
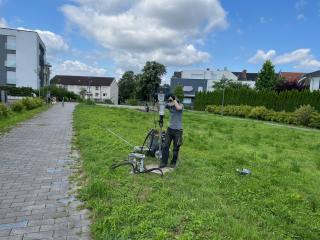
[61,97,64,107]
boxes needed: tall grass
[74,105,320,240]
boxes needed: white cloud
[248,50,276,64]
[61,0,227,69]
[0,17,8,27]
[35,30,69,53]
[274,49,310,64]
[249,48,320,70]
[52,60,107,76]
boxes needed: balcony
[5,60,16,68]
[5,42,16,51]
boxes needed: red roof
[279,72,305,82]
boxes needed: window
[103,93,106,97]
[5,54,16,67]
[183,98,192,104]
[6,36,16,50]
[7,71,16,84]
[198,86,203,92]
[95,86,99,90]
[95,93,99,97]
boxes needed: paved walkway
[0,103,90,240]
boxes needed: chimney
[206,68,210,71]
[241,69,247,80]
[224,67,228,71]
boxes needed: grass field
[0,105,48,134]
[74,104,320,240]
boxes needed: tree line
[118,61,167,103]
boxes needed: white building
[306,70,320,91]
[0,27,48,89]
[51,75,119,104]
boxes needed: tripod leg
[142,168,163,177]
[110,161,135,172]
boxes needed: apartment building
[0,27,49,89]
[51,75,119,104]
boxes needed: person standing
[160,94,183,168]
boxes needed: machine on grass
[109,90,168,177]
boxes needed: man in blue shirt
[160,95,183,168]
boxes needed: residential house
[171,68,240,104]
[232,70,257,88]
[0,27,50,89]
[301,70,320,91]
[51,75,119,104]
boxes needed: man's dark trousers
[161,127,183,166]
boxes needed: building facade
[171,69,252,104]
[51,75,119,104]
[0,27,48,89]
[303,70,320,91]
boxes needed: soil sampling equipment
[109,91,168,177]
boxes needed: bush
[84,99,95,105]
[22,97,43,110]
[104,99,113,104]
[127,98,139,106]
[249,106,270,120]
[206,104,320,129]
[294,105,316,126]
[0,86,35,96]
[194,89,320,112]
[11,101,24,112]
[309,112,320,129]
[0,103,9,117]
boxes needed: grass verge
[0,105,49,134]
[74,104,320,240]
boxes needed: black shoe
[159,163,167,168]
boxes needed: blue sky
[1,0,320,82]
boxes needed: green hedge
[0,86,35,96]
[195,89,320,112]
[206,104,320,129]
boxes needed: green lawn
[0,105,48,134]
[74,104,320,240]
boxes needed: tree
[174,85,184,101]
[256,60,279,91]
[79,87,87,99]
[139,61,166,101]
[118,71,136,102]
[213,77,250,91]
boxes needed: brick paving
[0,103,90,240]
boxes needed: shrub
[21,97,43,110]
[0,103,9,117]
[104,99,113,104]
[206,104,320,129]
[11,101,24,112]
[84,99,95,105]
[249,106,270,120]
[127,98,139,106]
[294,105,316,126]
[194,89,320,112]
[309,112,320,129]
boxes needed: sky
[0,0,320,83]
